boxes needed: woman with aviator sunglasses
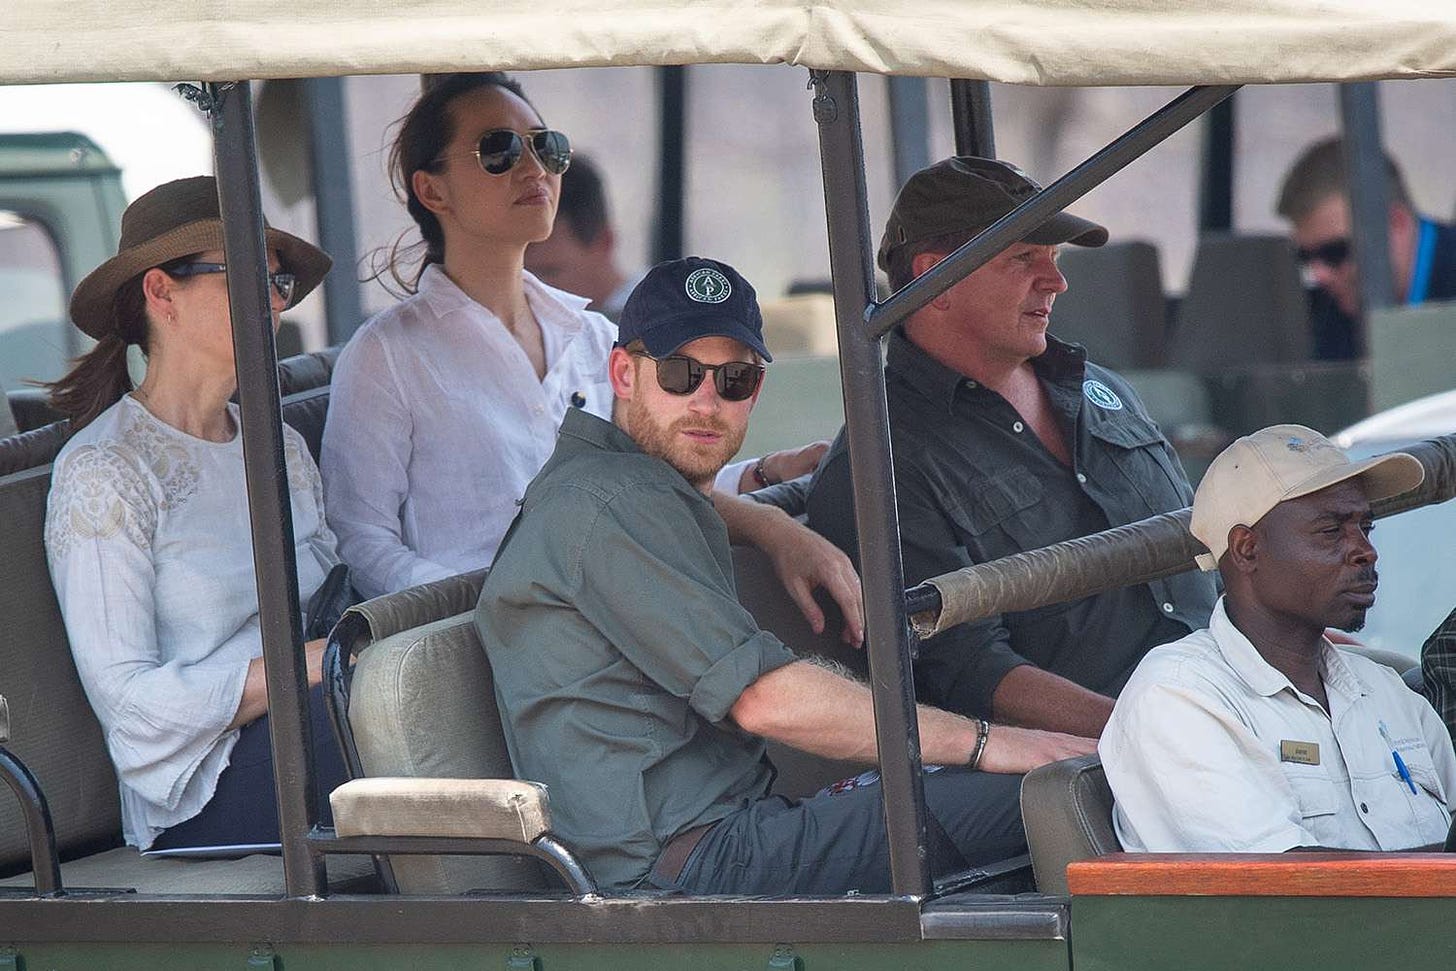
[324,73,862,646]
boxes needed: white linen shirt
[322,266,749,598]
[1101,597,1456,853]
[45,396,336,850]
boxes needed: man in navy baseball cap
[478,253,1094,896]
[616,256,773,363]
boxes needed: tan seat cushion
[331,778,550,843]
[347,609,547,893]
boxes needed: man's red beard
[625,399,746,490]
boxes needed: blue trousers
[150,683,348,851]
[663,767,1025,895]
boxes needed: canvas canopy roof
[7,0,1456,87]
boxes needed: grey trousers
[662,768,1025,896]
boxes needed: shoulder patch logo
[1083,379,1124,411]
[685,267,731,304]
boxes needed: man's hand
[714,496,865,646]
[764,518,865,647]
[977,723,1098,774]
[737,440,831,492]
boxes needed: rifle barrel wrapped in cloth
[907,433,1456,639]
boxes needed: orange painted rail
[1067,852,1456,897]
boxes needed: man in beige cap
[1100,424,1456,852]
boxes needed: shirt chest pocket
[943,467,1046,550]
[1284,767,1340,830]
[1087,414,1193,509]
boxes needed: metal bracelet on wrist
[752,455,774,489]
[968,718,990,770]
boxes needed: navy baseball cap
[616,257,773,362]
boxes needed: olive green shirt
[476,408,797,890]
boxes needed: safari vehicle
[4,3,1456,970]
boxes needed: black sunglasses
[1295,238,1352,269]
[633,352,764,402]
[163,261,297,304]
[438,128,572,176]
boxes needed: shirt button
[1012,421,1024,433]
[1076,473,1088,484]
[533,405,544,416]
[965,380,977,389]
[1161,602,1175,613]
[1360,803,1370,813]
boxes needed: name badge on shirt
[1280,740,1321,765]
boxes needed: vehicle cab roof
[6,0,1456,85]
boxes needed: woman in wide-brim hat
[43,175,347,853]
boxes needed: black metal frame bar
[1339,82,1396,321]
[307,829,598,896]
[811,69,931,898]
[653,65,688,264]
[887,76,931,188]
[0,745,62,896]
[302,76,365,344]
[207,80,326,898]
[1198,93,1236,233]
[949,79,996,157]
[867,84,1240,340]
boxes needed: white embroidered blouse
[322,266,749,599]
[44,396,337,850]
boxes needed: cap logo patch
[1083,379,1123,411]
[685,268,731,304]
[1285,436,1336,454]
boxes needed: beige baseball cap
[1190,424,1424,571]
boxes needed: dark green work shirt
[476,408,797,891]
[807,332,1217,718]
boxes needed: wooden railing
[1067,852,1456,897]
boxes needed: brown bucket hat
[70,175,332,339]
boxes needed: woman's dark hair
[42,274,151,432]
[374,72,534,295]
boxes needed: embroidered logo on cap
[685,268,731,304]
[1083,379,1123,411]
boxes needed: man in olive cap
[808,157,1217,738]
[1101,425,1455,852]
[478,256,1093,895]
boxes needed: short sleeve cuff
[942,650,1032,719]
[688,629,798,723]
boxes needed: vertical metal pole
[811,70,931,898]
[207,81,326,898]
[1198,94,1235,232]
[653,66,688,263]
[302,77,365,345]
[888,77,931,188]
[1339,83,1396,316]
[949,80,995,157]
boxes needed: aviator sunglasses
[1295,238,1352,269]
[163,260,297,304]
[438,128,573,176]
[632,351,765,402]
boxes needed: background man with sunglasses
[807,157,1219,740]
[1278,137,1456,360]
[477,256,1094,895]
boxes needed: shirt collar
[416,264,594,335]
[1209,597,1370,701]
[558,406,641,456]
[885,328,1089,413]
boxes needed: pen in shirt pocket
[1378,720,1419,794]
